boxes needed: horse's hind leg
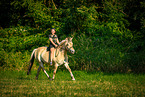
[39,62,51,80]
[35,66,41,80]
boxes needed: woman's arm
[57,38,60,45]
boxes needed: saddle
[46,46,59,58]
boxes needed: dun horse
[27,37,75,80]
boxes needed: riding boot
[50,61,52,65]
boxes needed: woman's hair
[51,28,55,31]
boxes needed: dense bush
[0,27,48,52]
[69,34,127,72]
[0,26,145,73]
[0,0,145,73]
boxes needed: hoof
[27,72,30,75]
[35,77,38,80]
[72,78,75,81]
[49,78,52,81]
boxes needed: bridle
[56,39,75,55]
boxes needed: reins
[55,45,65,57]
[55,47,59,57]
[55,43,66,57]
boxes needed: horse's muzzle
[71,49,75,54]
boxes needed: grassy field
[0,70,145,97]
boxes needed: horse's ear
[66,37,73,42]
[65,38,68,45]
[69,37,73,42]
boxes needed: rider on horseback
[49,28,60,65]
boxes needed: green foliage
[0,50,30,70]
[0,26,42,38]
[69,33,128,73]
[0,0,145,73]
[0,26,48,52]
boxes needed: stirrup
[50,62,52,65]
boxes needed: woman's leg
[50,47,54,65]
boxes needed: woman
[49,28,60,65]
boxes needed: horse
[27,37,75,80]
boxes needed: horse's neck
[54,40,67,58]
[55,47,66,57]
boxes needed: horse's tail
[27,49,36,75]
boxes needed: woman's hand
[55,44,58,47]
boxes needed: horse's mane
[67,37,72,42]
[59,37,73,46]
[59,40,66,46]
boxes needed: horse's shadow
[17,74,51,81]
[17,77,31,80]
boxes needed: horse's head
[60,37,75,54]
[65,37,75,54]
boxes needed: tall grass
[69,34,130,73]
[0,50,30,71]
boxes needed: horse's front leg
[52,63,58,80]
[64,62,75,80]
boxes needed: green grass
[0,70,145,97]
